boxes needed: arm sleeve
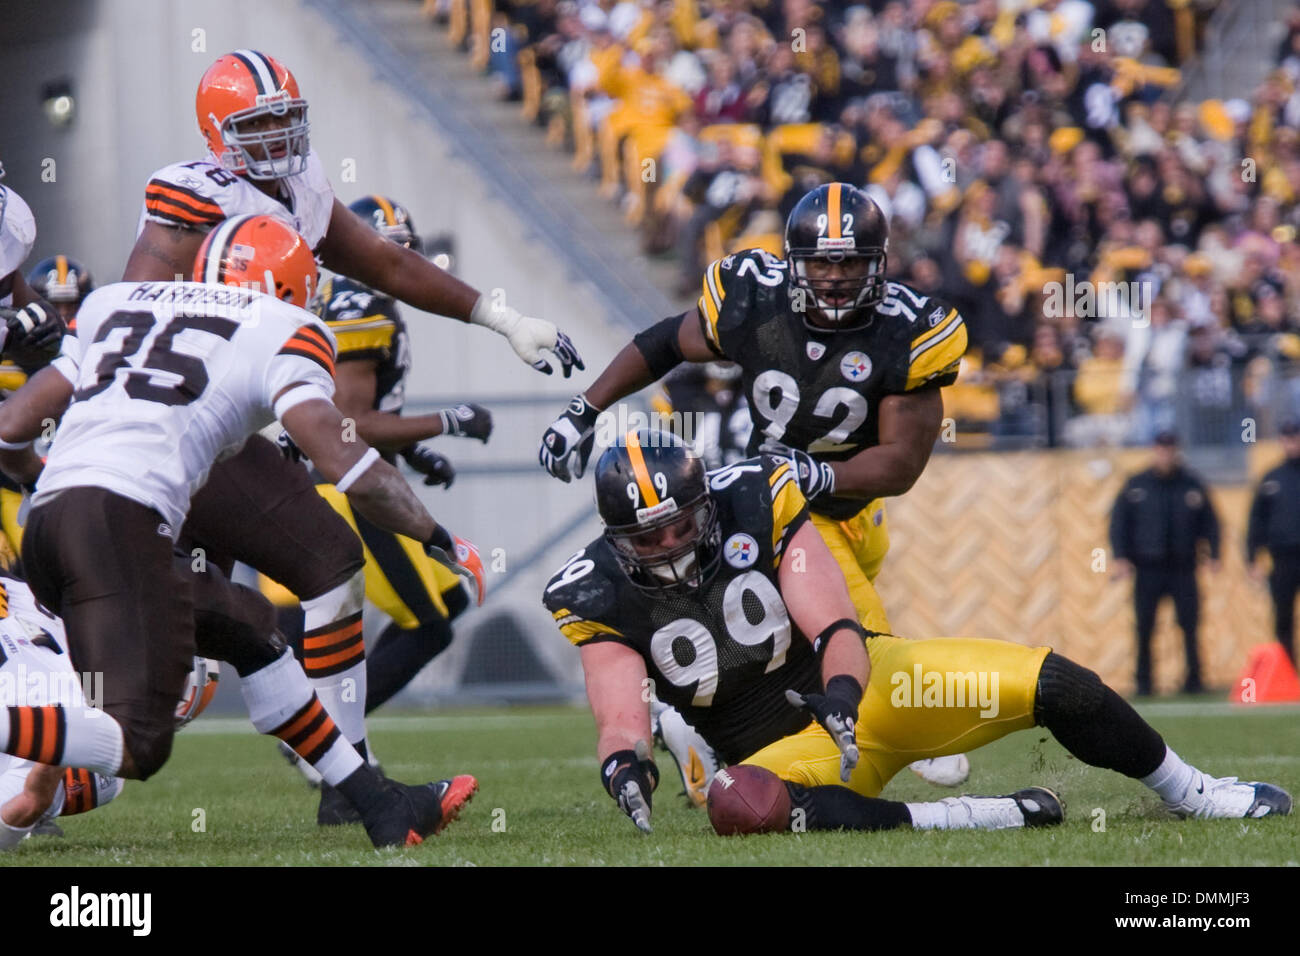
[905,303,968,391]
[142,166,228,229]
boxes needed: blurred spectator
[1109,431,1221,695]
[1123,296,1187,443]
[1247,419,1300,666]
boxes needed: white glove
[470,295,584,377]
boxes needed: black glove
[786,674,862,782]
[539,394,601,482]
[0,303,66,367]
[437,402,493,442]
[275,431,304,464]
[600,741,659,833]
[401,443,456,488]
[761,441,835,500]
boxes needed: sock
[904,801,951,830]
[1035,652,1166,778]
[239,648,363,787]
[365,618,454,714]
[300,575,368,759]
[0,706,123,777]
[0,814,33,850]
[1140,746,1200,804]
[335,762,390,819]
[787,782,912,832]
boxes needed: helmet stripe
[230,49,273,95]
[624,431,660,508]
[202,215,249,285]
[56,255,67,285]
[827,183,842,239]
[248,50,283,90]
[373,195,397,226]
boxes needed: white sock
[905,801,953,830]
[0,705,124,777]
[240,649,363,787]
[300,575,368,756]
[1140,746,1199,803]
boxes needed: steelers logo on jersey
[840,351,872,382]
[723,532,759,569]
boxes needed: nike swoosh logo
[1195,781,1204,795]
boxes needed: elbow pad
[632,313,688,379]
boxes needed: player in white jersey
[114,51,574,812]
[0,216,484,847]
[0,163,66,367]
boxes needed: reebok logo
[50,886,151,936]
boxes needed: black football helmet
[27,255,95,313]
[348,195,421,252]
[784,182,889,331]
[594,429,722,593]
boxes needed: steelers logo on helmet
[785,182,889,332]
[594,429,722,593]
[840,351,872,382]
[723,533,759,569]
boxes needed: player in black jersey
[540,182,970,789]
[309,196,491,714]
[544,433,1292,835]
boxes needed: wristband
[335,447,381,493]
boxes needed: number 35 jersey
[696,248,967,520]
[544,455,822,764]
[37,281,338,533]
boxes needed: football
[706,765,792,836]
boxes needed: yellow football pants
[742,633,1051,797]
[0,487,22,568]
[810,499,891,635]
[259,485,463,629]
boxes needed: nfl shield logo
[723,533,759,569]
[840,351,872,382]
[806,341,826,361]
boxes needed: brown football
[707,765,792,835]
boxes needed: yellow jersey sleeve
[696,255,729,355]
[550,608,625,648]
[768,459,810,563]
[905,306,967,391]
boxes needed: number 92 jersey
[544,455,821,765]
[696,248,967,520]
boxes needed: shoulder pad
[543,545,625,647]
[903,288,966,391]
[0,187,37,278]
[143,161,232,229]
[698,248,787,353]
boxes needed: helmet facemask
[788,246,887,331]
[217,95,310,180]
[605,493,722,594]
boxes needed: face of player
[232,110,300,164]
[620,506,707,584]
[802,256,879,327]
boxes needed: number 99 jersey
[544,455,821,765]
[696,248,967,520]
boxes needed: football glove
[423,524,486,606]
[539,394,600,482]
[600,740,659,834]
[761,440,835,500]
[437,402,493,443]
[469,294,585,377]
[275,430,305,464]
[786,675,862,783]
[0,303,65,366]
[402,443,456,488]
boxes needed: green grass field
[5,699,1297,866]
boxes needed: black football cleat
[362,775,479,848]
[1011,787,1065,828]
[317,782,363,826]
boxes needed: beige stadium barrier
[873,444,1286,695]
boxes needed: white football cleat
[939,787,1064,830]
[651,701,718,808]
[1163,773,1292,820]
[910,754,971,787]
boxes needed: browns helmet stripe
[231,48,275,95]
[200,214,252,286]
[827,183,842,239]
[624,431,660,507]
[248,50,283,90]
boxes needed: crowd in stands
[433,0,1300,448]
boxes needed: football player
[308,195,490,715]
[26,254,94,325]
[114,50,576,816]
[539,182,969,793]
[544,433,1292,835]
[0,215,484,847]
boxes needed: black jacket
[1247,457,1300,559]
[1109,466,1221,567]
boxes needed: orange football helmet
[193,214,318,306]
[196,49,310,180]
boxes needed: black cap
[1280,419,1300,437]
[1153,430,1179,447]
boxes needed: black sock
[364,618,455,714]
[1035,651,1166,778]
[787,782,912,832]
[277,603,306,662]
[336,763,387,816]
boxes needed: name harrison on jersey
[125,280,264,318]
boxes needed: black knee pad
[1034,651,1106,726]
